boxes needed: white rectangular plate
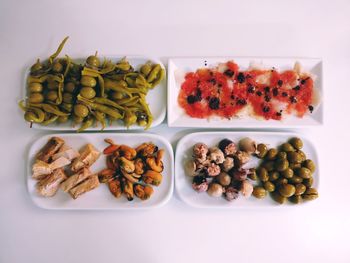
[168,57,323,128]
[23,57,166,130]
[27,133,174,209]
[175,132,319,208]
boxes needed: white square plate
[168,57,323,128]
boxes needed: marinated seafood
[71,144,100,172]
[69,175,100,199]
[36,168,67,197]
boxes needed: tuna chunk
[60,168,91,192]
[36,137,65,163]
[71,144,100,172]
[36,168,67,197]
[69,175,100,199]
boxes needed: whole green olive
[262,161,275,172]
[252,186,267,199]
[303,177,314,188]
[278,184,296,197]
[290,195,303,204]
[297,150,306,162]
[277,151,287,160]
[256,143,267,158]
[57,115,69,123]
[281,142,295,152]
[296,167,312,179]
[46,91,58,102]
[287,151,303,164]
[257,167,269,182]
[302,188,318,201]
[269,171,280,181]
[64,82,76,93]
[294,183,307,195]
[275,178,288,186]
[52,61,63,73]
[303,159,316,173]
[111,91,124,100]
[86,55,100,68]
[266,148,278,160]
[24,111,38,122]
[264,181,275,192]
[30,60,43,72]
[281,168,294,179]
[74,104,89,118]
[248,168,258,181]
[28,92,44,103]
[289,163,301,170]
[271,191,286,204]
[289,137,303,150]
[289,176,303,184]
[61,103,73,112]
[73,115,84,124]
[275,159,289,172]
[47,80,59,90]
[80,76,97,87]
[28,82,43,93]
[63,92,73,103]
[80,87,96,99]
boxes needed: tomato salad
[178,61,315,120]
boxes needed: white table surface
[1,0,350,262]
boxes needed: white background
[1,0,350,262]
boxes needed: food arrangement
[98,139,164,201]
[32,137,101,199]
[19,37,165,131]
[184,136,318,205]
[178,60,317,121]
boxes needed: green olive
[80,76,97,87]
[266,148,278,160]
[303,177,314,188]
[111,91,125,100]
[256,143,268,158]
[28,82,43,93]
[74,104,89,118]
[80,87,96,99]
[287,151,303,164]
[63,92,73,103]
[138,119,147,127]
[275,159,289,172]
[30,60,43,72]
[52,61,63,73]
[46,91,58,102]
[303,159,316,173]
[47,80,59,90]
[73,115,84,124]
[289,176,303,184]
[24,111,38,122]
[140,63,152,76]
[297,150,306,162]
[28,92,44,103]
[302,188,318,201]
[248,168,258,181]
[294,184,307,195]
[262,161,275,172]
[61,103,73,112]
[264,181,275,192]
[277,151,287,160]
[281,168,294,179]
[257,167,269,182]
[57,115,69,123]
[86,55,100,68]
[289,163,301,170]
[275,178,288,186]
[269,171,280,181]
[252,186,266,199]
[278,184,296,197]
[281,143,295,152]
[271,191,286,204]
[296,167,312,179]
[289,137,303,150]
[290,195,303,204]
[64,82,76,93]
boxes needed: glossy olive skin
[64,82,76,93]
[287,151,303,164]
[80,87,96,99]
[289,137,303,150]
[278,184,296,197]
[297,150,306,162]
[57,115,69,123]
[264,181,275,192]
[290,195,303,204]
[282,168,294,179]
[262,161,275,172]
[28,82,43,93]
[302,188,318,201]
[289,176,303,184]
[253,186,267,199]
[275,178,288,186]
[80,76,97,87]
[46,91,58,102]
[73,115,84,124]
[271,191,286,204]
[265,148,278,160]
[303,159,316,173]
[61,103,73,112]
[86,55,100,68]
[52,61,63,73]
[281,143,295,152]
[258,167,269,182]
[277,151,287,160]
[74,104,89,118]
[248,169,258,181]
[296,167,312,179]
[111,91,124,100]
[47,80,58,90]
[275,159,289,172]
[28,92,44,103]
[63,92,73,103]
[269,171,280,181]
[256,143,268,158]
[289,163,301,170]
[294,183,307,195]
[303,177,314,188]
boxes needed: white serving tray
[27,133,174,209]
[23,57,166,130]
[168,57,323,128]
[175,131,319,208]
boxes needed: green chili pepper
[77,116,94,132]
[140,62,152,76]
[147,64,161,83]
[42,114,59,125]
[29,103,69,116]
[24,107,45,123]
[123,110,137,128]
[135,74,151,89]
[93,111,106,130]
[116,96,139,106]
[150,67,165,88]
[139,94,153,129]
[64,55,71,77]
[94,97,125,111]
[49,36,69,65]
[77,96,122,119]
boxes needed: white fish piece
[69,175,100,199]
[52,144,80,161]
[36,168,67,197]
[71,144,100,172]
[32,160,52,180]
[49,156,71,171]
[60,168,91,192]
[36,137,65,163]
